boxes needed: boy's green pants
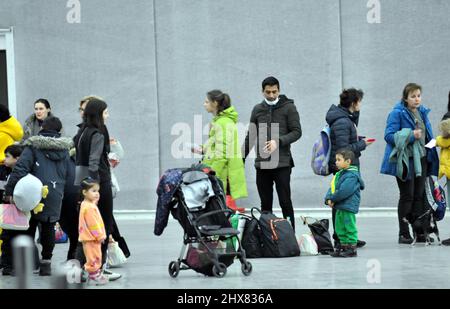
[335,210,358,245]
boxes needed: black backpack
[251,208,300,258]
[301,217,334,255]
[241,215,264,258]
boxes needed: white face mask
[265,97,279,105]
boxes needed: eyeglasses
[78,108,84,112]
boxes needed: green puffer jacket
[202,106,248,200]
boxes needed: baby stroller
[167,167,252,278]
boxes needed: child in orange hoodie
[79,178,107,285]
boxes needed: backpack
[251,208,300,258]
[424,176,447,221]
[311,125,332,176]
[241,215,264,258]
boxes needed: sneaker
[442,238,450,246]
[356,240,366,248]
[398,235,413,244]
[39,260,52,276]
[88,271,108,286]
[103,269,122,281]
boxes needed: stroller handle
[193,209,234,225]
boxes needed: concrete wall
[0,0,449,210]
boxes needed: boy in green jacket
[325,149,365,257]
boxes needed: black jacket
[74,126,111,183]
[0,165,11,200]
[5,131,72,223]
[326,104,366,173]
[243,95,302,169]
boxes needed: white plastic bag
[107,241,127,267]
[298,233,319,256]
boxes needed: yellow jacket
[436,135,450,179]
[0,116,24,162]
[436,118,450,179]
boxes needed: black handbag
[301,216,334,255]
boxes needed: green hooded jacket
[202,106,248,200]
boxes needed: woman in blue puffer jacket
[380,83,439,244]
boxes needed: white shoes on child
[87,270,108,286]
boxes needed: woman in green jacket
[199,90,248,208]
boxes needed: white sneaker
[103,269,122,281]
[87,273,108,286]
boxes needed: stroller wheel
[168,261,180,278]
[241,261,252,276]
[212,263,227,278]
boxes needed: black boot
[2,266,15,276]
[356,240,366,248]
[398,235,413,244]
[442,238,450,246]
[39,260,52,276]
[339,245,357,257]
[334,240,341,250]
[330,245,344,258]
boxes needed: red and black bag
[251,208,300,258]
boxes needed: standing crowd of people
[194,76,450,258]
[0,96,128,285]
[1,76,449,285]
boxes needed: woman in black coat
[325,88,373,249]
[73,98,122,281]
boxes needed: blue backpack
[311,126,332,176]
[424,176,447,221]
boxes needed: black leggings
[396,157,428,237]
[27,217,56,261]
[98,181,113,264]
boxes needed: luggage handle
[301,216,328,230]
[251,207,262,220]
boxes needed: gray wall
[0,0,449,210]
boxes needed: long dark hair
[207,90,231,114]
[82,99,107,129]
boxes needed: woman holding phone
[325,88,373,249]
